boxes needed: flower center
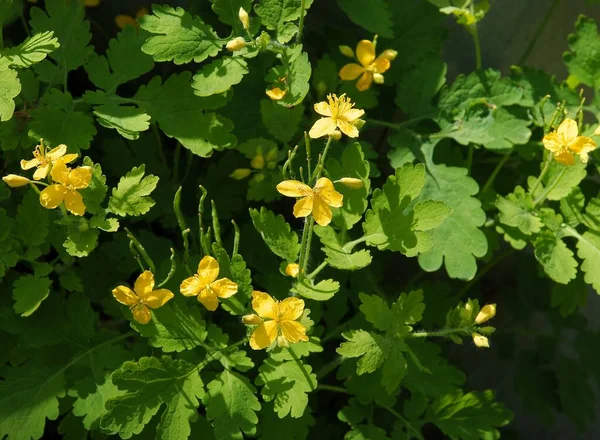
[33,145,49,165]
[327,94,354,120]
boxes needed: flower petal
[242,314,263,326]
[180,275,203,296]
[312,196,333,226]
[356,71,373,91]
[314,101,332,117]
[279,320,308,344]
[40,184,66,209]
[51,159,70,185]
[197,255,220,285]
[373,56,391,73]
[143,289,174,309]
[542,132,561,153]
[276,180,312,198]
[198,287,219,311]
[315,177,343,207]
[356,39,375,67]
[568,136,596,154]
[62,153,79,164]
[557,118,579,143]
[112,285,138,306]
[249,320,278,350]
[309,117,337,138]
[132,305,152,324]
[251,290,277,319]
[134,271,155,296]
[68,167,92,189]
[46,144,67,161]
[337,119,360,138]
[342,108,365,122]
[33,163,50,180]
[339,63,365,81]
[64,189,86,216]
[278,297,305,321]
[554,150,575,165]
[211,278,238,298]
[21,157,40,170]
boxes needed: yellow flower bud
[373,73,384,84]
[329,130,342,141]
[266,87,286,100]
[285,263,300,278]
[472,333,490,348]
[380,49,398,61]
[238,7,249,30]
[3,174,31,188]
[339,45,355,58]
[266,148,278,163]
[230,168,252,180]
[251,155,265,170]
[353,119,365,130]
[475,304,496,324]
[242,314,263,326]
[337,177,363,189]
[594,125,600,136]
[226,37,246,51]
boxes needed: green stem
[530,155,552,195]
[157,248,177,288]
[316,384,351,394]
[367,114,435,130]
[198,185,209,255]
[342,235,369,253]
[316,357,343,379]
[211,200,223,247]
[297,218,311,282]
[381,406,425,440]
[231,220,240,256]
[173,187,192,273]
[301,217,315,276]
[469,4,482,69]
[125,228,156,274]
[305,132,312,181]
[534,166,566,206]
[409,326,472,339]
[321,320,351,344]
[518,0,560,65]
[454,249,514,300]
[310,136,333,185]
[307,261,328,280]
[296,0,307,43]
[129,242,145,272]
[480,151,512,194]
[20,11,31,37]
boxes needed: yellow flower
[285,263,300,278]
[266,87,286,100]
[309,94,364,139]
[112,271,174,324]
[115,8,149,29]
[472,333,490,348]
[475,304,496,324]
[3,174,31,188]
[180,255,238,311]
[39,158,91,216]
[542,118,596,165]
[339,39,396,91]
[242,290,308,350]
[277,177,343,226]
[21,142,77,181]
[226,37,246,51]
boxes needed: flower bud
[475,304,496,324]
[380,49,398,61]
[595,125,600,136]
[285,263,300,278]
[3,174,31,188]
[238,7,249,30]
[277,335,290,348]
[353,119,365,130]
[373,73,384,84]
[242,314,263,326]
[226,37,246,51]
[339,45,354,58]
[266,87,286,100]
[251,155,265,170]
[230,168,252,180]
[337,177,363,189]
[472,333,489,348]
[329,130,342,141]
[266,148,278,163]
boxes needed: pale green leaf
[250,207,300,262]
[193,57,248,97]
[108,164,159,217]
[337,330,386,375]
[12,274,51,317]
[496,186,543,235]
[315,226,372,270]
[291,279,339,301]
[575,230,600,293]
[80,156,108,215]
[93,102,151,141]
[1,31,60,68]
[0,57,20,122]
[541,158,586,201]
[534,230,577,284]
[564,15,600,89]
[255,0,314,43]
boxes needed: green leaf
[541,158,586,201]
[315,226,372,270]
[551,275,587,317]
[0,57,20,121]
[337,330,386,374]
[427,390,513,440]
[337,0,393,38]
[291,279,340,301]
[564,15,600,89]
[256,356,317,418]
[101,356,204,440]
[12,274,51,317]
[575,230,600,293]
[557,356,595,431]
[270,46,311,107]
[0,364,65,440]
[108,164,159,217]
[93,102,151,140]
[140,5,223,64]
[193,57,248,97]
[250,207,300,262]
[583,194,600,231]
[260,99,304,144]
[496,186,543,235]
[534,230,577,284]
[62,217,100,257]
[395,54,446,117]
[86,26,155,92]
[389,290,426,336]
[211,243,253,315]
[16,190,49,246]
[255,0,314,43]
[560,187,585,227]
[1,31,60,68]
[80,156,108,215]
[210,0,252,35]
[29,89,96,152]
[416,139,488,280]
[258,402,314,440]
[134,73,236,157]
[358,293,393,332]
[72,373,125,431]
[204,369,261,440]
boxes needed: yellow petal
[293,196,314,218]
[180,275,203,296]
[278,297,305,321]
[372,56,391,74]
[342,108,365,122]
[33,163,50,180]
[542,132,561,153]
[285,263,300,278]
[339,63,365,81]
[276,180,312,198]
[312,196,333,226]
[568,136,596,154]
[279,320,309,344]
[557,118,579,143]
[315,177,343,207]
[356,39,375,67]
[198,287,219,311]
[314,101,332,117]
[337,119,360,138]
[68,167,92,189]
[475,304,496,324]
[61,153,79,164]
[64,189,86,216]
[242,314,263,326]
[251,290,277,319]
[554,150,575,165]
[309,117,337,138]
[211,278,238,298]
[112,285,138,306]
[40,184,66,209]
[2,174,30,188]
[197,255,220,285]
[46,144,67,161]
[249,320,278,350]
[134,271,155,297]
[21,157,40,170]
[266,87,286,100]
[132,305,152,324]
[142,289,174,309]
[51,159,69,185]
[356,71,373,91]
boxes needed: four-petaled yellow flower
[21,142,77,180]
[242,290,308,350]
[39,158,91,216]
[112,271,174,324]
[309,94,364,139]
[277,177,343,226]
[339,39,397,91]
[180,255,238,311]
[542,118,596,165]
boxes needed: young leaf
[315,226,372,270]
[250,207,301,262]
[534,230,577,284]
[291,279,339,301]
[108,164,159,217]
[564,15,600,89]
[193,57,249,97]
[212,243,253,315]
[0,57,21,121]
[575,230,600,293]
[62,217,100,257]
[337,330,387,374]
[496,186,543,235]
[85,91,151,140]
[255,0,314,43]
[1,31,60,68]
[12,274,51,317]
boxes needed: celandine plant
[1,0,600,438]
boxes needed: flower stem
[307,261,328,280]
[533,165,566,206]
[310,136,333,185]
[409,327,472,339]
[468,4,482,69]
[480,151,512,195]
[125,227,156,274]
[231,219,240,256]
[316,384,351,394]
[530,155,552,195]
[296,0,307,43]
[300,217,315,276]
[367,114,435,130]
[173,187,192,273]
[198,185,211,256]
